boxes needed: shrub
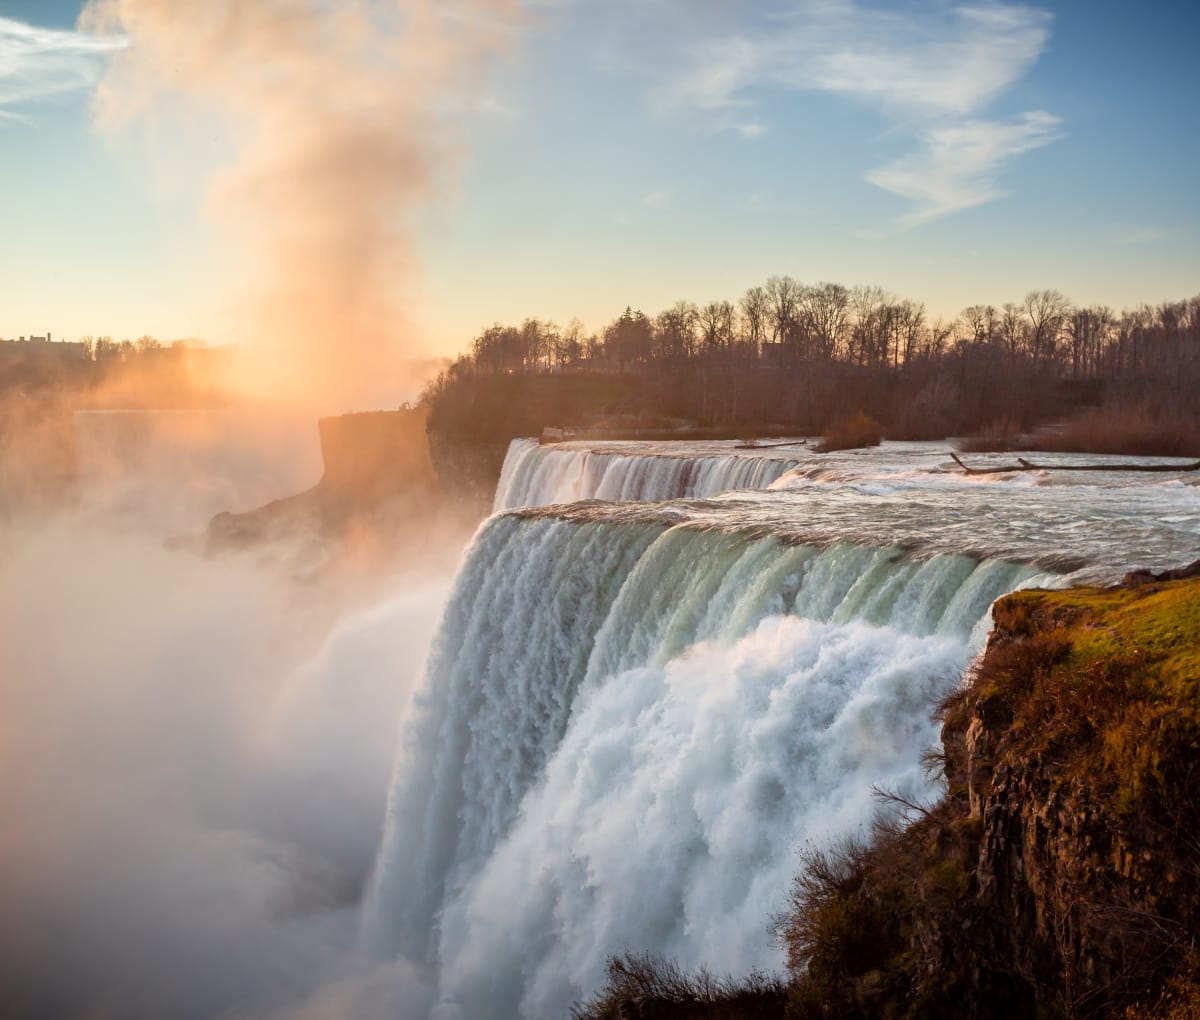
[957,415,1026,452]
[1040,403,1200,458]
[570,953,787,1020]
[815,411,883,452]
[960,402,1200,458]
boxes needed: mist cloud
[0,516,453,1018]
[79,0,528,412]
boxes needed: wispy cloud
[0,15,125,124]
[652,1,1060,228]
[1114,227,1178,246]
[868,111,1062,227]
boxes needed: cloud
[867,111,1062,227]
[0,15,125,123]
[651,1,1059,228]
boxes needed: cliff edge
[206,407,442,553]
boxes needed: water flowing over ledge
[493,438,803,510]
[361,514,1044,1017]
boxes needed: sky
[1,0,1198,361]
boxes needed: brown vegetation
[962,402,1200,457]
[814,411,883,452]
[570,953,787,1020]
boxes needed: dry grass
[1039,404,1199,458]
[961,403,1200,457]
[1125,956,1200,1020]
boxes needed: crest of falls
[493,438,802,509]
[363,440,1200,1018]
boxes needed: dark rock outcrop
[206,407,443,554]
[783,578,1200,1019]
[1122,558,1200,586]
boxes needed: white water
[362,519,1042,1017]
[363,439,1200,1018]
[494,438,803,510]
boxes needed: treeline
[0,335,234,409]
[82,335,183,361]
[423,279,1200,443]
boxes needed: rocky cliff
[207,407,444,553]
[578,572,1200,1019]
[425,429,510,516]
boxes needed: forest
[423,280,1200,453]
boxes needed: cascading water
[364,439,1200,1018]
[493,438,803,510]
[363,526,1042,1016]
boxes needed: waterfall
[493,438,802,510]
[362,512,1041,1017]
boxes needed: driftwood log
[734,440,808,450]
[951,452,1200,475]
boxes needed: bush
[570,953,787,1020]
[957,415,1026,452]
[960,402,1200,458]
[1040,403,1200,457]
[815,411,883,452]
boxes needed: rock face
[425,429,510,516]
[951,584,1199,1017]
[784,579,1200,1020]
[207,407,443,553]
[316,408,438,501]
[1122,558,1200,586]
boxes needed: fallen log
[951,452,1200,475]
[734,439,808,450]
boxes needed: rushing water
[364,439,1200,1018]
[494,437,806,510]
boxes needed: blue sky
[2,0,1198,355]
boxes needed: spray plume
[80,0,526,412]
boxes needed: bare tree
[999,303,1025,361]
[962,304,998,346]
[1023,289,1069,367]
[849,285,888,366]
[655,301,698,362]
[764,276,801,353]
[739,286,769,356]
[800,282,851,360]
[698,300,735,354]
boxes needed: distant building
[0,334,88,362]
